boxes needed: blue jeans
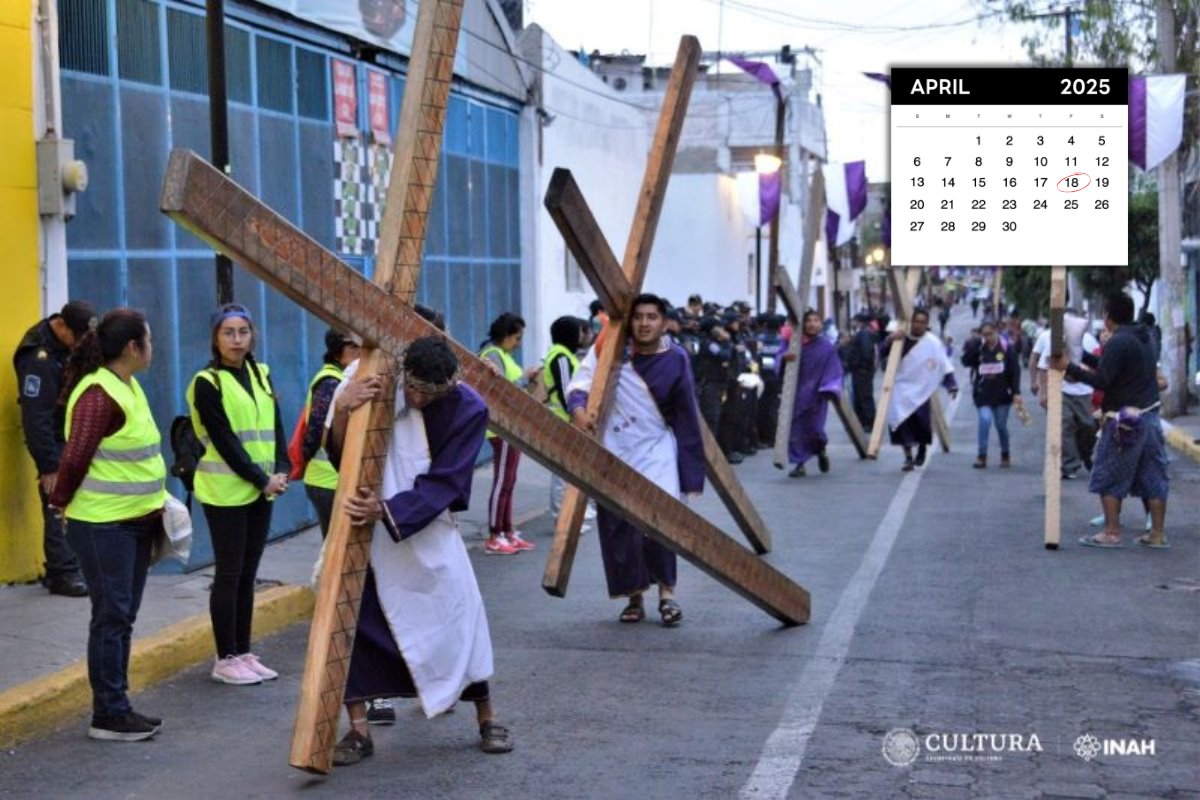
[66,518,156,718]
[977,404,1011,457]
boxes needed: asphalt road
[3,307,1197,799]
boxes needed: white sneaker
[211,656,262,685]
[238,653,279,681]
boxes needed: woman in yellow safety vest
[187,303,290,686]
[479,312,540,555]
[543,316,586,517]
[299,328,360,537]
[49,309,166,742]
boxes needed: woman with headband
[186,303,290,686]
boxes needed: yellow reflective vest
[480,344,522,439]
[187,363,277,507]
[301,363,343,490]
[542,344,579,422]
[64,368,167,523]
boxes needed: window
[565,248,584,292]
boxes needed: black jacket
[12,319,71,475]
[1068,325,1159,412]
[961,338,1021,407]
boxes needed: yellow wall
[0,2,47,583]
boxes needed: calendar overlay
[890,67,1129,267]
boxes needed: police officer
[694,316,737,462]
[12,300,96,596]
[754,313,786,446]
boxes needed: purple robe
[345,384,491,705]
[568,343,705,596]
[788,335,845,466]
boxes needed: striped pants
[488,438,522,535]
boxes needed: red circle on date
[1056,172,1092,193]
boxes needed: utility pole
[766,90,785,315]
[1156,0,1186,416]
[207,0,234,304]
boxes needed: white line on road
[739,462,927,799]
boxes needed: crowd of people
[8,282,1171,757]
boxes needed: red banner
[367,71,391,145]
[332,59,357,138]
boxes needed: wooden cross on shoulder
[538,36,773,601]
[160,15,810,775]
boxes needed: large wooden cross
[866,267,952,458]
[160,144,814,765]
[1043,265,1067,549]
[541,167,772,578]
[537,36,770,602]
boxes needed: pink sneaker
[507,532,536,552]
[484,535,517,555]
[211,656,262,685]
[239,653,279,681]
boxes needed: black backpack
[169,368,221,505]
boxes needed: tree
[1073,191,1160,312]
[1002,266,1051,319]
[994,1,1198,166]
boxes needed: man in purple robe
[781,311,845,478]
[566,293,705,627]
[329,337,512,765]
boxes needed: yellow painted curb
[0,583,314,749]
[1163,424,1200,464]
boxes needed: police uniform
[12,316,87,592]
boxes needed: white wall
[518,25,650,363]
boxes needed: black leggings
[203,497,273,658]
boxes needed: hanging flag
[1129,74,1186,171]
[726,55,782,99]
[759,170,781,225]
[823,161,867,248]
[863,72,891,88]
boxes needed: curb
[1161,419,1200,464]
[0,583,314,749]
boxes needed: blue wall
[58,0,522,568]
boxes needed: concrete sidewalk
[0,458,552,747]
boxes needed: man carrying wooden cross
[325,336,513,765]
[884,308,958,471]
[567,293,705,626]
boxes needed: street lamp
[871,246,885,264]
[754,153,783,175]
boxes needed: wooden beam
[771,242,867,459]
[1043,266,1066,550]
[278,0,463,774]
[543,169,633,320]
[543,36,702,598]
[159,149,812,631]
[542,167,771,556]
[772,168,826,468]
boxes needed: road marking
[738,455,928,798]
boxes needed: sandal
[1135,534,1170,550]
[619,599,645,623]
[658,599,683,627]
[479,721,513,754]
[332,729,374,766]
[1078,533,1122,549]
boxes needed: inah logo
[882,728,921,767]
[1074,734,1102,762]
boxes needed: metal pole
[1064,7,1073,67]
[766,92,785,314]
[207,0,234,304]
[755,226,763,313]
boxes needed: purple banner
[759,170,781,226]
[727,56,782,99]
[863,72,891,88]
[1128,76,1147,170]
[846,161,867,220]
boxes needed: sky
[525,0,1044,182]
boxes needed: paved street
[2,310,1198,799]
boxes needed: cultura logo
[881,728,921,767]
[1074,734,1102,762]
